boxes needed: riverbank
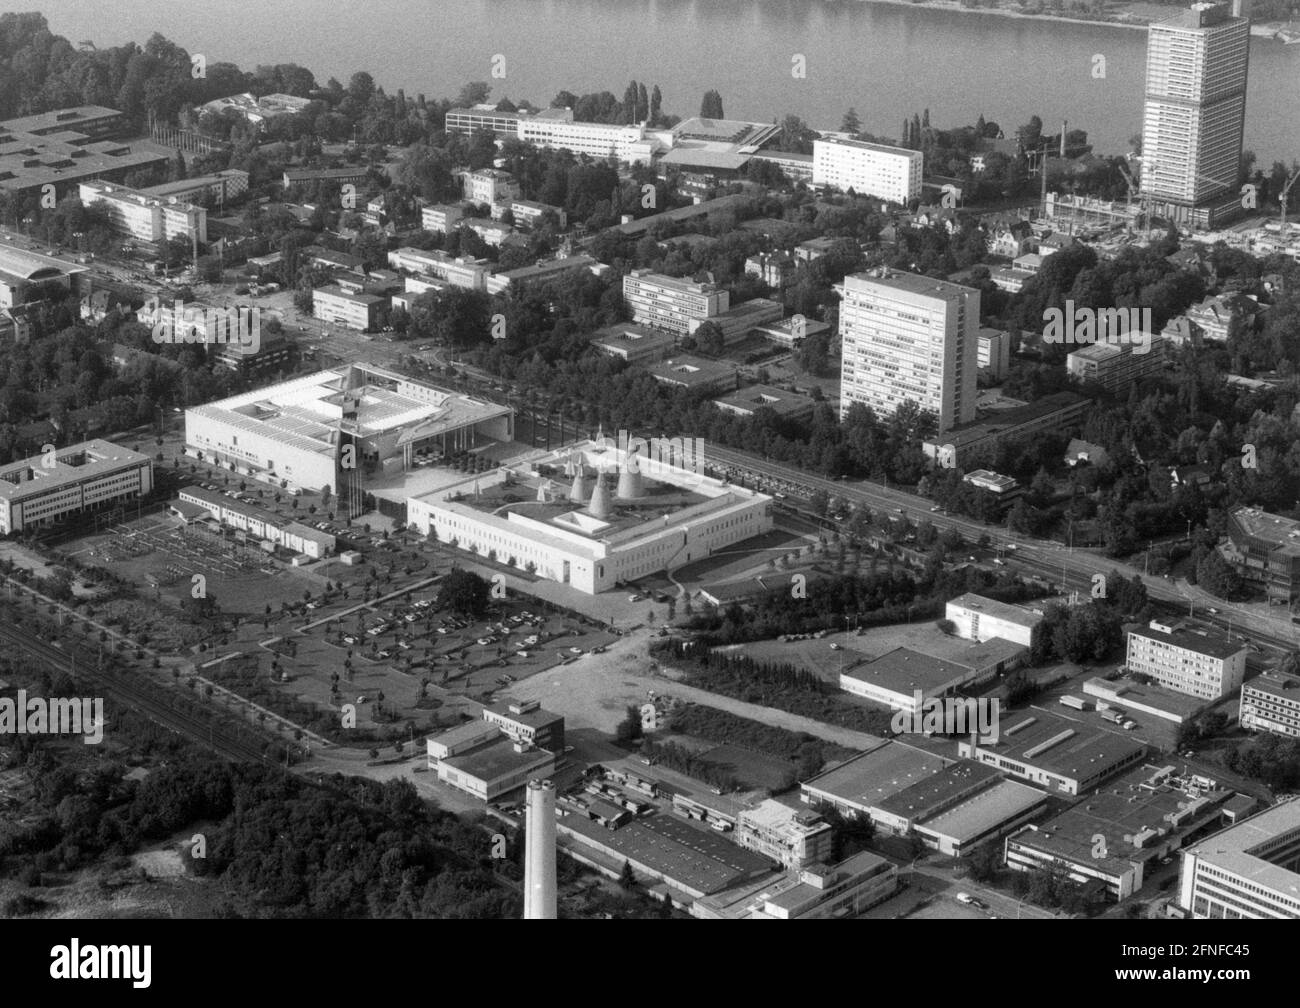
[846,0,1151,32]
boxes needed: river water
[39,0,1300,162]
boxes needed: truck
[1101,710,1124,724]
[1059,695,1090,711]
[955,892,986,909]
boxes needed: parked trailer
[1059,695,1090,711]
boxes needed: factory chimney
[616,450,646,499]
[587,470,613,519]
[524,779,557,920]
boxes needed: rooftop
[972,707,1146,781]
[842,646,975,694]
[802,741,949,812]
[842,268,976,304]
[443,736,554,782]
[946,592,1043,629]
[484,700,562,730]
[712,384,817,418]
[1230,506,1300,547]
[0,439,150,503]
[916,778,1048,843]
[1183,799,1300,897]
[1129,620,1247,661]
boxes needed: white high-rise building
[812,137,922,205]
[837,270,977,433]
[1140,1,1251,229]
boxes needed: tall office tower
[523,779,557,920]
[837,269,978,433]
[1140,0,1251,230]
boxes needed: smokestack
[587,470,613,519]
[616,452,646,499]
[1231,0,1250,20]
[1060,120,1067,159]
[524,779,557,920]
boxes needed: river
[37,0,1300,162]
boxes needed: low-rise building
[459,168,520,205]
[687,297,783,347]
[958,706,1147,796]
[590,323,677,364]
[1006,764,1235,903]
[0,439,152,535]
[484,255,601,296]
[623,270,730,336]
[744,252,796,290]
[312,284,386,330]
[387,247,491,290]
[734,800,835,869]
[712,384,818,422]
[282,166,372,189]
[645,356,737,395]
[922,391,1091,469]
[944,593,1044,648]
[692,851,898,919]
[840,646,996,712]
[1124,619,1248,701]
[79,180,207,245]
[1221,506,1300,605]
[961,470,1022,513]
[421,202,470,233]
[752,315,831,348]
[174,486,335,558]
[480,699,565,752]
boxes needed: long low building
[692,851,898,919]
[79,180,208,245]
[944,592,1045,648]
[0,245,90,310]
[408,438,771,595]
[173,486,335,559]
[957,706,1147,796]
[0,439,152,535]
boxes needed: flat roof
[802,742,949,811]
[658,147,751,171]
[974,707,1146,781]
[484,700,562,730]
[842,269,975,303]
[1013,764,1233,874]
[1184,799,1300,897]
[0,245,89,282]
[917,778,1048,843]
[647,356,735,387]
[816,136,917,157]
[876,760,1002,820]
[1244,671,1300,701]
[0,106,121,134]
[0,439,149,503]
[1084,676,1209,718]
[1129,622,1246,661]
[443,736,553,782]
[314,284,385,306]
[561,813,775,895]
[713,384,817,418]
[1231,506,1300,547]
[842,646,974,693]
[947,592,1042,628]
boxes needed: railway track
[0,620,271,764]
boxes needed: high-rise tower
[1139,1,1251,230]
[837,269,978,433]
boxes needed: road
[702,443,1300,651]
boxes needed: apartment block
[622,270,730,335]
[1066,337,1167,393]
[976,326,1012,380]
[1240,671,1300,739]
[1124,619,1248,700]
[387,247,490,290]
[79,180,208,245]
[812,137,923,204]
[459,168,520,206]
[837,269,977,433]
[421,202,469,233]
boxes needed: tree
[700,89,724,119]
[618,860,637,888]
[437,568,490,616]
[841,108,862,134]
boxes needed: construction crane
[1115,160,1144,236]
[1278,166,1300,241]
